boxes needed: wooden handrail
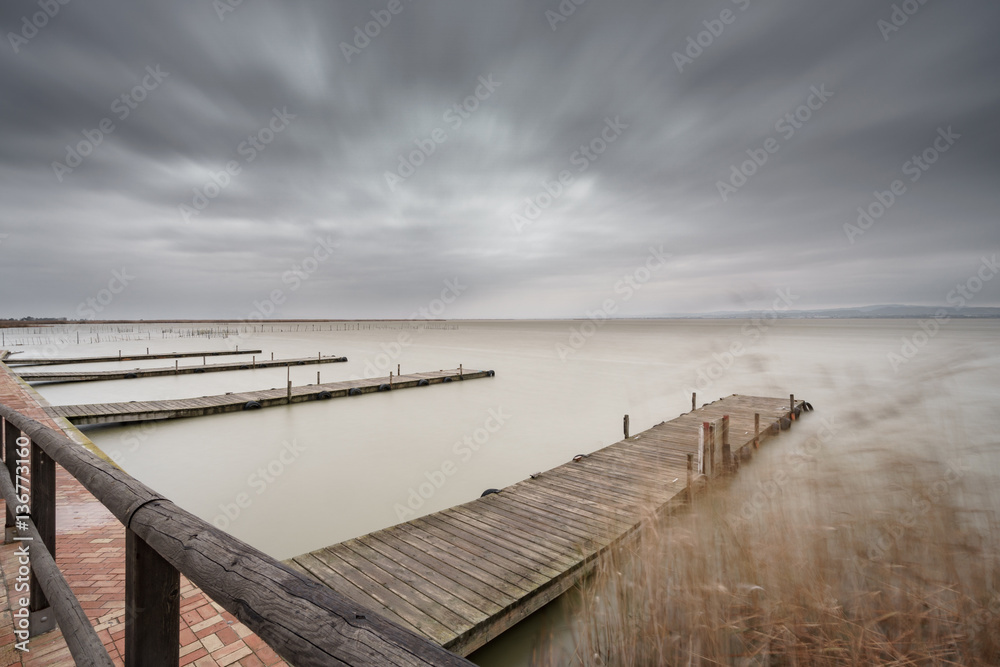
[0,404,473,666]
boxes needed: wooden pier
[5,348,262,366]
[45,368,494,425]
[287,394,806,656]
[16,353,347,383]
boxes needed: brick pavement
[0,354,287,666]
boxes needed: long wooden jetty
[287,394,807,656]
[45,368,494,425]
[16,353,347,383]
[5,348,262,366]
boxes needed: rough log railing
[0,403,474,667]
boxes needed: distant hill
[662,305,1000,319]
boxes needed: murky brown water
[10,318,1000,664]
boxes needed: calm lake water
[9,318,1000,664]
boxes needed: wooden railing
[0,403,473,666]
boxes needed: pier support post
[3,418,18,543]
[754,413,760,450]
[721,415,731,473]
[125,529,180,667]
[29,436,56,635]
[623,414,629,439]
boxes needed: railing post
[125,528,179,667]
[3,417,17,543]
[623,414,629,439]
[721,415,731,473]
[30,433,56,635]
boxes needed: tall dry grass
[547,428,1000,666]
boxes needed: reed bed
[550,431,1000,666]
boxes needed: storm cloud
[1,0,997,319]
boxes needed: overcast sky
[1,0,997,319]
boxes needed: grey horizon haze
[1,0,998,320]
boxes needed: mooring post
[287,380,292,403]
[271,352,274,360]
[202,356,205,366]
[754,413,760,450]
[623,414,630,439]
[790,393,795,420]
[3,418,18,543]
[397,363,400,376]
[252,355,255,369]
[722,415,731,473]
[125,529,180,667]
[389,371,393,387]
[146,347,149,355]
[29,435,56,635]
[692,393,696,412]
[459,363,463,379]
[317,371,320,385]
[709,421,717,479]
[702,422,712,479]
[686,453,694,504]
[119,350,122,360]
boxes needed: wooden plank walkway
[287,394,806,656]
[44,368,495,425]
[16,354,347,383]
[5,348,262,366]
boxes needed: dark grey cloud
[1,0,998,319]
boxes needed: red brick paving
[0,354,287,666]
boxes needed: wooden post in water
[692,393,696,412]
[317,371,320,385]
[397,364,400,376]
[459,363,463,379]
[252,355,255,369]
[721,415,731,473]
[287,380,292,403]
[125,529,179,666]
[790,393,795,420]
[623,414,630,439]
[271,352,274,360]
[702,422,712,479]
[709,421,716,479]
[686,453,694,504]
[389,372,393,387]
[754,413,760,450]
[119,350,122,360]
[30,436,56,634]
